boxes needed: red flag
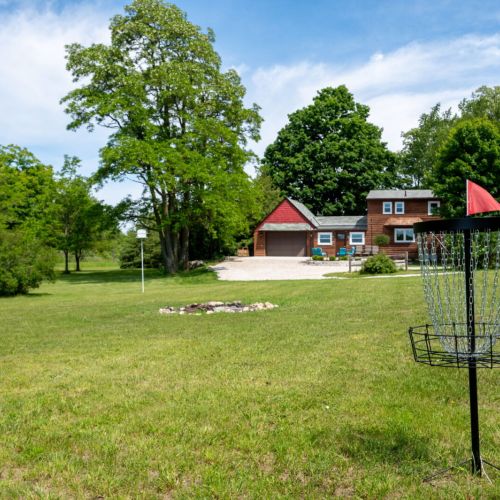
[467,180,500,216]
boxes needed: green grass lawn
[0,264,498,497]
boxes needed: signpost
[136,229,147,293]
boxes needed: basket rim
[414,216,500,234]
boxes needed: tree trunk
[74,250,81,272]
[179,225,189,271]
[63,250,70,274]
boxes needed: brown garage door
[266,231,306,256]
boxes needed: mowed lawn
[0,265,498,498]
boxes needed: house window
[349,232,365,245]
[383,201,392,214]
[318,232,332,245]
[394,228,415,243]
[395,201,405,214]
[428,200,440,215]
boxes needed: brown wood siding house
[365,190,440,258]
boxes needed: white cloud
[246,34,500,159]
[0,5,110,173]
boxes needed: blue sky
[0,0,499,203]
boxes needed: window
[383,201,392,214]
[395,201,405,214]
[349,232,365,245]
[394,228,415,243]
[428,200,440,215]
[318,232,332,245]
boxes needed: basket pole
[464,228,481,475]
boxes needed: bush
[0,229,57,295]
[329,256,336,261]
[312,255,324,261]
[360,253,397,274]
[374,234,390,246]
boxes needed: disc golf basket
[409,217,500,478]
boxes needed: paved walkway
[211,257,351,281]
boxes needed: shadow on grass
[341,425,431,466]
[57,266,216,285]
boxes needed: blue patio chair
[347,247,356,257]
[336,247,347,257]
[312,247,327,257]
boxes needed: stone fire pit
[159,301,278,315]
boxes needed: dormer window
[395,201,405,214]
[383,201,392,214]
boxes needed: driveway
[210,257,352,281]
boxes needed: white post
[141,239,144,293]
[137,229,147,293]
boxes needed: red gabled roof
[256,199,315,230]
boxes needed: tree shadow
[58,267,215,285]
[340,424,431,467]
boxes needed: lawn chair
[336,247,347,257]
[347,247,356,257]
[312,247,327,257]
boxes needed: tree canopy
[431,118,500,218]
[400,85,500,193]
[61,0,261,273]
[262,85,398,216]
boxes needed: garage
[266,231,307,256]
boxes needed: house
[253,190,440,258]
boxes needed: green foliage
[311,255,324,261]
[400,86,500,190]
[263,85,399,216]
[0,144,56,239]
[432,118,500,218]
[52,156,120,272]
[0,229,56,295]
[400,104,456,188]
[119,230,162,269]
[61,0,261,273]
[360,253,397,274]
[329,256,336,261]
[374,234,390,246]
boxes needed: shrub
[0,229,57,296]
[312,255,324,261]
[360,253,397,274]
[374,234,390,246]
[329,256,336,261]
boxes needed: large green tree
[61,0,261,273]
[262,85,398,216]
[431,119,500,218]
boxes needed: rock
[207,301,224,307]
[189,260,205,269]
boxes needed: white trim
[428,200,440,215]
[382,201,392,214]
[395,201,405,214]
[317,232,332,246]
[349,231,365,245]
[394,228,415,243]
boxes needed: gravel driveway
[210,257,352,281]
